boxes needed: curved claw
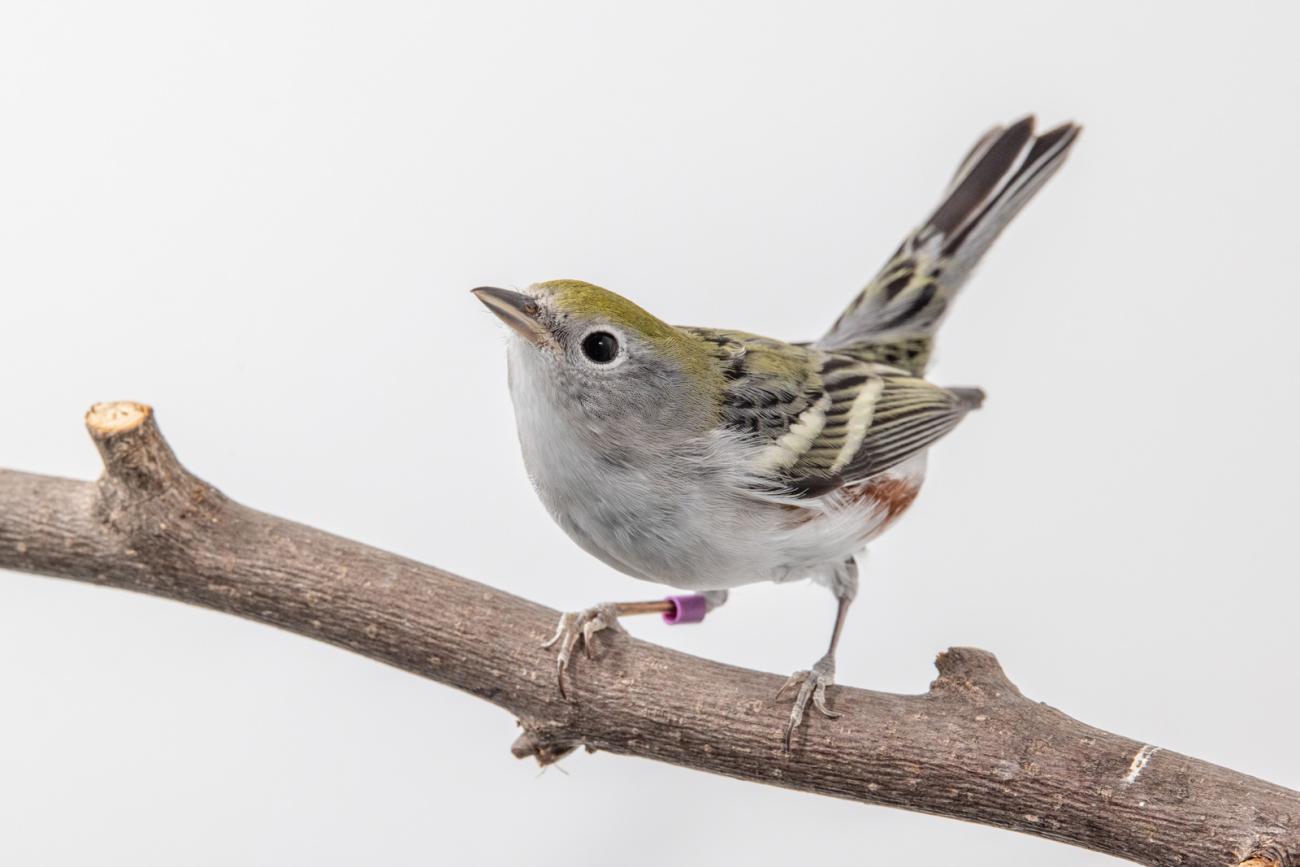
[581,616,606,657]
[812,678,841,719]
[555,656,569,700]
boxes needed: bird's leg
[777,559,857,751]
[542,591,727,699]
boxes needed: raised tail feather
[816,116,1081,369]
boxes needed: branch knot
[511,722,580,766]
[929,646,1020,701]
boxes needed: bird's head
[473,280,723,439]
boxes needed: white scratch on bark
[1123,745,1160,784]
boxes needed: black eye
[581,331,619,364]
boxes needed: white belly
[506,339,926,591]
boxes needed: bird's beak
[472,287,548,346]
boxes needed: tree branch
[1,402,1295,867]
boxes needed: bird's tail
[816,116,1081,365]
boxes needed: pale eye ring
[580,330,620,364]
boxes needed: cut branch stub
[86,401,225,531]
[87,402,181,492]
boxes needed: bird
[473,115,1080,749]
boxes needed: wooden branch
[1,402,1296,867]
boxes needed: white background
[2,2,1298,864]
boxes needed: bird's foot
[541,604,626,699]
[776,652,841,751]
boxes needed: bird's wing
[686,328,824,440]
[816,117,1081,374]
[769,356,983,497]
[802,368,983,494]
[686,329,983,498]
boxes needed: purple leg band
[663,594,709,625]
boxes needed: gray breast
[506,342,759,586]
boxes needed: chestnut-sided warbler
[474,116,1080,748]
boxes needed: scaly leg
[777,559,857,750]
[542,591,727,698]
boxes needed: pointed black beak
[472,287,547,345]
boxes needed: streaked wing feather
[682,328,981,499]
[684,328,822,441]
[782,366,982,497]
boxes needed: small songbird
[474,116,1080,748]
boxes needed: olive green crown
[537,279,724,397]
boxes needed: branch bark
[0,401,1295,867]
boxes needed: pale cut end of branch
[1240,857,1282,867]
[86,401,192,497]
[86,401,152,436]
